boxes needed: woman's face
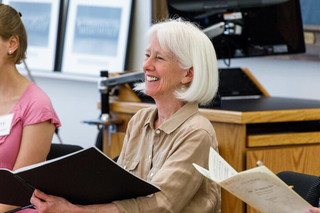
[0,36,10,69]
[143,35,191,102]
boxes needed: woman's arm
[13,120,55,170]
[31,189,121,213]
[0,121,55,212]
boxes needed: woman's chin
[144,86,158,97]
[145,91,155,98]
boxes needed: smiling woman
[141,35,192,105]
[135,18,219,106]
[30,18,221,213]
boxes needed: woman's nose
[143,58,155,71]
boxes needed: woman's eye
[145,54,150,58]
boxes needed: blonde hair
[134,18,219,105]
[0,4,27,64]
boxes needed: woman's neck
[0,64,31,98]
[154,99,186,129]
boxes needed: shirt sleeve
[113,129,216,213]
[21,88,61,128]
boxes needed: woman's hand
[30,189,76,213]
[306,207,320,213]
[31,189,122,213]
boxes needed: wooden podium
[102,68,320,213]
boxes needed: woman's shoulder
[14,83,60,127]
[181,112,218,149]
[15,83,55,115]
[186,111,216,135]
[22,83,51,102]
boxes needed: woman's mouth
[147,76,160,81]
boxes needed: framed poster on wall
[2,0,60,72]
[61,0,133,76]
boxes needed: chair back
[277,171,320,207]
[47,143,83,160]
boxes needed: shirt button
[124,165,127,169]
[149,155,152,160]
[150,172,154,177]
[155,129,160,134]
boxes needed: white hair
[134,18,219,105]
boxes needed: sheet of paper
[208,147,238,182]
[220,166,311,213]
[193,163,211,179]
[193,148,312,213]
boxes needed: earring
[9,50,12,55]
[179,84,187,92]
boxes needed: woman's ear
[181,67,194,84]
[8,35,19,54]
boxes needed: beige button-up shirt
[113,102,221,213]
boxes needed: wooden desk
[107,96,320,213]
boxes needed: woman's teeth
[147,76,160,81]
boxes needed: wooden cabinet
[106,99,320,213]
[247,145,320,176]
[246,145,320,213]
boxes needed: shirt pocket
[122,158,139,172]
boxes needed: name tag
[0,113,14,136]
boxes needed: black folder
[0,147,160,206]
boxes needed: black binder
[0,147,160,206]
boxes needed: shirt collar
[143,102,199,134]
[143,106,157,129]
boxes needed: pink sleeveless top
[0,83,61,212]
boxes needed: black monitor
[167,0,306,62]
